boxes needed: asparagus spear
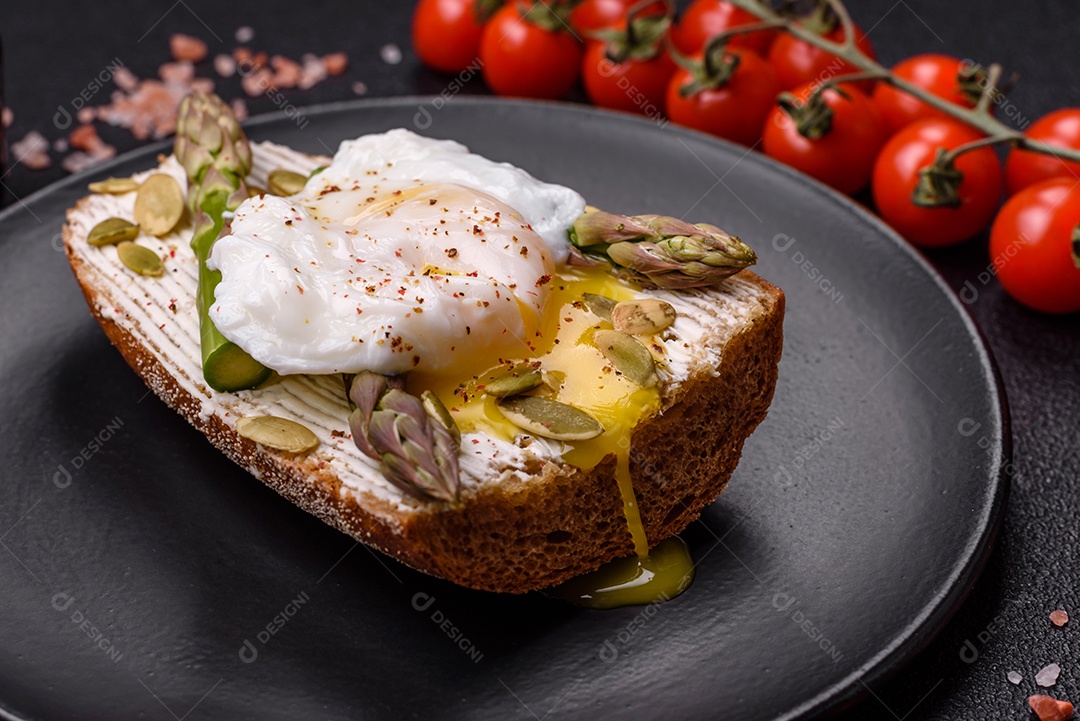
[346,372,461,503]
[569,210,758,289]
[175,93,271,392]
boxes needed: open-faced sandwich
[62,94,784,604]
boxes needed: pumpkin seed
[88,177,139,194]
[267,169,307,197]
[611,298,677,336]
[497,396,604,441]
[133,174,184,237]
[116,242,165,277]
[236,415,320,454]
[421,390,461,444]
[593,329,658,387]
[88,217,139,247]
[484,366,543,398]
[583,293,617,321]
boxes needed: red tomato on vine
[582,2,675,115]
[665,46,780,147]
[412,0,497,74]
[989,178,1080,314]
[671,0,775,56]
[480,3,583,99]
[1004,108,1080,195]
[571,0,664,33]
[872,118,1002,247]
[762,82,888,194]
[873,53,982,135]
[768,21,877,93]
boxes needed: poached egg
[208,130,585,376]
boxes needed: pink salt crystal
[323,52,348,76]
[298,53,327,90]
[1050,610,1069,627]
[1,106,12,127]
[230,98,248,121]
[77,107,96,124]
[380,43,402,65]
[235,26,254,43]
[214,54,237,78]
[270,55,302,89]
[113,66,139,92]
[351,81,368,96]
[11,131,51,170]
[241,67,273,97]
[170,33,208,63]
[1037,663,1062,688]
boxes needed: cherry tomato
[671,0,775,56]
[571,0,664,33]
[872,118,1002,247]
[989,178,1080,314]
[665,48,780,147]
[480,4,583,99]
[583,41,675,116]
[768,22,877,93]
[873,54,980,135]
[762,83,887,194]
[412,0,488,75]
[1004,108,1080,195]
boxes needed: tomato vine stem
[723,0,1080,166]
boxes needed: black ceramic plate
[0,98,1008,721]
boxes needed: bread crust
[63,192,784,595]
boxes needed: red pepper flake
[1050,609,1070,627]
[285,219,293,226]
[1028,695,1074,721]
[413,355,420,366]
[446,248,458,258]
[536,274,552,287]
[428,198,438,205]
[330,429,346,438]
[296,285,304,294]
[397,287,406,296]
[168,299,178,313]
[465,326,471,335]
[471,439,480,444]
[519,246,528,257]
[472,224,483,235]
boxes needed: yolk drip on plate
[408,264,695,608]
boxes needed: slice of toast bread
[62,142,785,594]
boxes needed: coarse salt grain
[380,43,403,65]
[1037,663,1062,688]
[170,33,208,63]
[214,54,237,78]
[1028,695,1074,721]
[323,52,348,76]
[1008,671,1023,684]
[11,131,51,170]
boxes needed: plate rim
[0,95,1011,721]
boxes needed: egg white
[208,130,585,376]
